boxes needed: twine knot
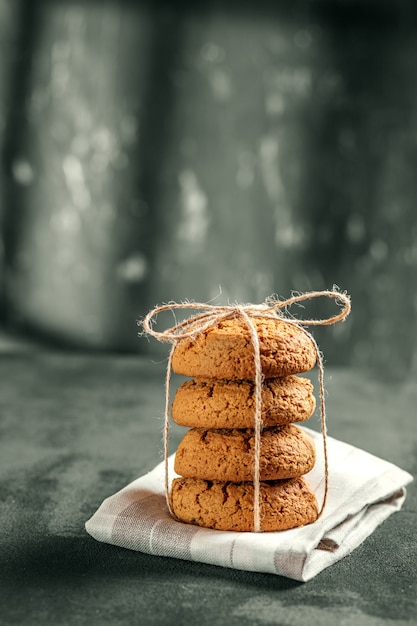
[141,289,351,532]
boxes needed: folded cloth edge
[85,430,413,581]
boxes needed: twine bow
[141,289,351,532]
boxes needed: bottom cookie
[170,476,319,532]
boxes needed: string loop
[141,288,351,531]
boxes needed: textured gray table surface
[1,349,416,625]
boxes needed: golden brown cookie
[170,476,319,532]
[172,375,315,429]
[171,316,316,379]
[174,425,316,482]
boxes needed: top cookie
[171,316,316,379]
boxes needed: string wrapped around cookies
[141,288,351,533]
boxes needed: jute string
[141,289,351,532]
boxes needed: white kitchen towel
[85,427,413,581]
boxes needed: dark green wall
[1,0,417,379]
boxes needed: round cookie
[170,476,319,532]
[174,424,316,482]
[172,375,315,429]
[171,316,316,379]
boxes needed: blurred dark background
[0,0,416,380]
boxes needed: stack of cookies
[169,316,320,532]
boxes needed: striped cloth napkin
[85,427,412,582]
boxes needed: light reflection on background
[0,0,416,380]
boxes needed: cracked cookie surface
[171,316,316,379]
[170,476,319,532]
[172,375,315,428]
[174,424,316,481]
